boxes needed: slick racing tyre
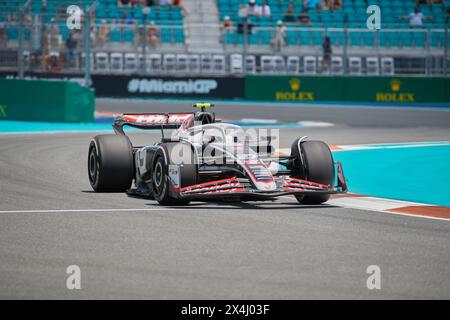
[151,144,197,206]
[290,140,335,205]
[88,135,134,192]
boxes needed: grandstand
[219,0,448,48]
[0,1,185,46]
[0,0,448,76]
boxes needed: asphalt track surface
[1,100,450,299]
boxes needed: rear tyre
[151,145,197,206]
[291,140,335,205]
[88,135,134,192]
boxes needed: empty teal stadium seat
[363,32,375,46]
[350,33,363,46]
[123,29,134,42]
[110,29,121,42]
[7,26,18,40]
[412,32,426,47]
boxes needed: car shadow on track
[143,201,339,210]
[82,191,339,210]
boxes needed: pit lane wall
[0,79,95,122]
[245,76,450,103]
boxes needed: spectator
[0,22,8,49]
[400,7,433,27]
[222,16,234,32]
[259,0,271,17]
[147,21,160,46]
[64,31,79,67]
[159,0,173,6]
[45,23,62,73]
[146,0,156,6]
[271,20,286,51]
[57,4,66,15]
[97,19,110,48]
[173,0,188,16]
[131,20,140,46]
[136,21,145,46]
[416,0,445,8]
[47,22,62,51]
[321,35,332,72]
[238,4,248,18]
[283,4,296,23]
[47,52,61,72]
[90,27,97,47]
[246,0,260,17]
[237,18,254,35]
[221,16,234,44]
[298,8,312,25]
[327,0,342,10]
[118,0,132,7]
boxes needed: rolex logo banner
[245,76,450,103]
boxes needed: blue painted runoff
[333,145,450,207]
[0,120,115,133]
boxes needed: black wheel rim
[153,161,164,196]
[88,147,98,185]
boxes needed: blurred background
[0,0,448,80]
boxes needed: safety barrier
[245,76,450,103]
[0,79,95,122]
[1,73,449,106]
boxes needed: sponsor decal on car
[168,165,180,188]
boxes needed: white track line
[240,118,279,123]
[0,208,174,213]
[328,196,432,211]
[329,203,450,222]
[281,195,450,222]
[2,201,449,222]
[346,208,450,222]
[297,121,334,127]
[327,199,450,222]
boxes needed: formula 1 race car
[88,103,347,205]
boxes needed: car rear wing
[113,113,194,135]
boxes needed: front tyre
[291,140,335,205]
[151,146,195,206]
[88,135,134,192]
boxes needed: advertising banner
[0,72,244,99]
[1,72,449,103]
[344,77,448,103]
[245,76,450,103]
[92,75,244,99]
[245,76,345,102]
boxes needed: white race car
[88,103,347,205]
